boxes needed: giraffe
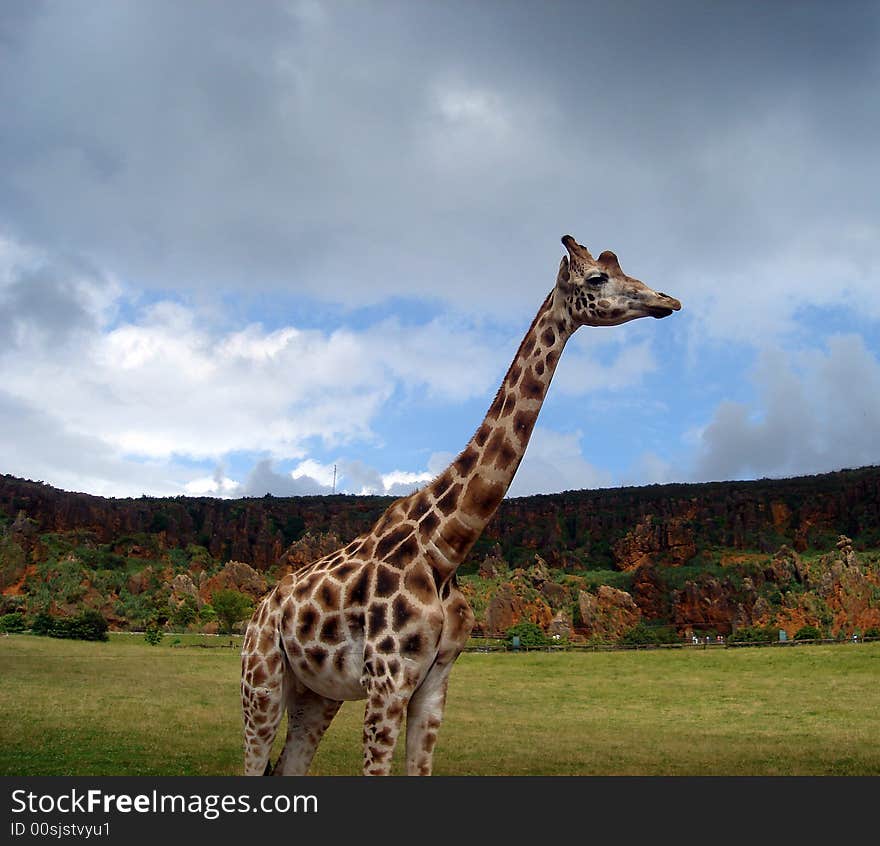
[240,235,681,775]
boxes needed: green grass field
[2,634,878,775]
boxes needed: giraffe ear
[556,255,572,291]
[597,250,622,273]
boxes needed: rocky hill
[2,468,879,641]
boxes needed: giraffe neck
[417,291,573,573]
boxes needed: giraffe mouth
[646,294,681,319]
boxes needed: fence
[462,635,880,653]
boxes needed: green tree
[171,596,199,629]
[144,623,164,646]
[212,590,254,635]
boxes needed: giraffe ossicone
[241,235,681,775]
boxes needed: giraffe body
[241,235,681,775]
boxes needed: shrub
[619,623,681,646]
[864,627,880,639]
[144,623,164,646]
[0,594,25,615]
[728,625,776,644]
[167,548,189,570]
[48,610,109,642]
[794,625,822,641]
[0,612,26,633]
[30,611,55,636]
[504,621,548,648]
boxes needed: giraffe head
[555,235,681,327]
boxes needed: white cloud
[291,459,337,489]
[0,246,504,473]
[363,316,505,401]
[0,237,524,497]
[508,427,613,497]
[381,469,433,496]
[621,451,678,487]
[184,474,239,496]
[240,459,329,497]
[235,457,433,498]
[433,84,510,133]
[427,451,455,475]
[0,390,196,498]
[555,337,658,396]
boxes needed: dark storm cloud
[693,336,880,482]
[240,458,331,497]
[0,251,111,350]
[1,1,877,314]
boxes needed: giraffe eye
[585,272,608,285]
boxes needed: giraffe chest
[277,561,445,702]
[286,627,371,701]
[280,621,439,702]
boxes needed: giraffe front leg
[361,645,422,776]
[272,676,342,775]
[363,692,408,776]
[404,660,454,776]
[405,585,474,776]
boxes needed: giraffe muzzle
[646,293,681,319]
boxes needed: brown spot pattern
[407,492,430,520]
[439,517,478,558]
[319,616,341,644]
[375,565,400,597]
[513,408,538,446]
[419,510,440,539]
[384,534,419,569]
[405,566,437,604]
[392,594,416,629]
[436,484,462,516]
[376,525,413,559]
[520,367,544,400]
[317,581,339,611]
[461,473,505,520]
[367,602,388,635]
[305,645,328,668]
[297,605,318,641]
[453,447,478,476]
[347,568,370,606]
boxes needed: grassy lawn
[1,634,878,775]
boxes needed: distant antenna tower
[332,464,337,495]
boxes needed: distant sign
[779,630,788,642]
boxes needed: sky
[1,1,878,500]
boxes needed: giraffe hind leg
[272,673,342,776]
[241,623,287,776]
